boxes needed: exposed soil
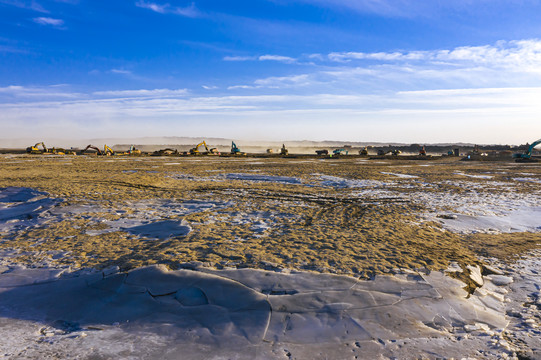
[1,155,540,279]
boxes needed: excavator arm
[26,142,48,154]
[190,141,209,155]
[514,138,541,159]
[82,145,103,155]
[35,142,48,152]
[527,139,541,156]
[104,145,114,156]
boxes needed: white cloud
[0,0,48,13]
[228,74,311,90]
[326,40,541,73]
[93,88,188,98]
[224,54,297,63]
[33,17,64,27]
[202,85,218,90]
[1,87,540,143]
[0,85,81,98]
[223,56,257,61]
[110,69,133,75]
[258,55,296,63]
[135,1,199,17]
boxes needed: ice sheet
[434,207,541,234]
[0,187,62,234]
[0,264,515,359]
[316,175,386,188]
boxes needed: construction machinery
[127,145,141,156]
[152,148,178,156]
[189,141,218,155]
[81,144,115,156]
[419,146,427,156]
[377,149,401,156]
[359,147,368,156]
[266,148,274,154]
[104,145,115,156]
[333,148,348,156]
[231,142,245,155]
[82,145,103,155]
[26,142,49,154]
[280,144,289,156]
[315,149,329,156]
[513,139,541,162]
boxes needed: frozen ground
[0,157,540,359]
[0,254,538,359]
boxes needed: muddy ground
[0,154,540,280]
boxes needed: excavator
[315,149,329,156]
[377,149,401,156]
[190,141,219,155]
[81,144,115,156]
[81,145,103,155]
[26,142,49,154]
[104,145,115,156]
[419,146,427,156]
[231,142,245,155]
[152,148,178,156]
[280,144,289,156]
[333,148,348,156]
[513,139,541,162]
[126,145,141,156]
[359,147,368,156]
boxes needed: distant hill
[0,136,523,150]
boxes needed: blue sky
[1,0,541,144]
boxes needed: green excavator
[231,142,246,155]
[513,139,541,162]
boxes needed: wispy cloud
[223,55,257,61]
[258,55,296,63]
[224,40,541,92]
[327,40,541,72]
[93,88,188,98]
[135,1,199,17]
[0,85,81,99]
[0,0,48,13]
[110,69,133,75]
[224,54,297,63]
[33,17,65,28]
[228,74,311,90]
[1,86,540,143]
[0,45,27,53]
[271,0,483,18]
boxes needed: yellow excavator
[280,144,289,156]
[117,145,141,156]
[359,147,368,156]
[81,144,115,156]
[50,147,76,155]
[190,141,209,155]
[26,142,49,154]
[104,145,115,156]
[127,145,141,155]
[190,141,220,155]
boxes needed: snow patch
[224,173,302,184]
